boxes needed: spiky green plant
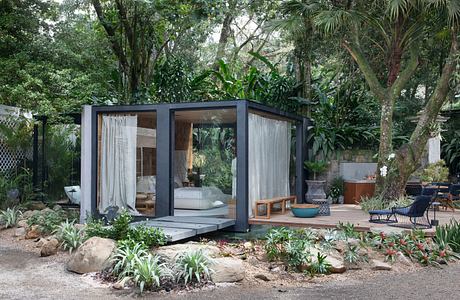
[175,250,213,284]
[54,220,85,253]
[133,254,171,293]
[112,241,149,279]
[308,252,331,275]
[0,207,21,228]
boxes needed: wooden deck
[249,204,460,234]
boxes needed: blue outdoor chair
[390,195,433,229]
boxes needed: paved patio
[248,204,460,235]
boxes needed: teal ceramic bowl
[291,204,320,218]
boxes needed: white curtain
[100,115,137,213]
[248,113,291,216]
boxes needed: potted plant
[418,160,449,185]
[328,177,344,204]
[304,160,328,203]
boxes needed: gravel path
[1,239,460,300]
[0,243,126,300]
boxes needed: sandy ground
[1,228,460,300]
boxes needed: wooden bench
[253,196,297,219]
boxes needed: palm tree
[312,0,460,201]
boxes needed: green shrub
[175,250,213,284]
[360,196,386,212]
[27,210,69,234]
[0,207,22,228]
[265,227,297,260]
[418,160,449,183]
[127,225,167,248]
[434,220,460,253]
[133,254,171,293]
[284,239,312,268]
[337,222,360,239]
[308,253,331,275]
[112,240,149,280]
[54,220,85,253]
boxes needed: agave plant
[0,207,22,228]
[133,254,171,293]
[112,241,149,279]
[54,220,85,254]
[175,250,213,284]
[308,252,331,275]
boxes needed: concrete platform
[132,217,235,242]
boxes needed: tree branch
[343,41,386,101]
[91,0,129,74]
[391,47,419,98]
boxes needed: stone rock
[25,225,41,239]
[27,202,46,210]
[66,237,116,274]
[371,259,392,271]
[396,252,412,266]
[17,220,29,229]
[210,257,245,283]
[41,207,53,214]
[254,274,270,281]
[243,241,254,250]
[53,204,62,211]
[21,210,35,220]
[14,227,26,237]
[36,238,48,248]
[347,238,361,246]
[40,238,60,257]
[156,242,221,261]
[310,248,346,273]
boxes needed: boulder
[66,237,116,274]
[156,242,221,261]
[254,274,270,281]
[310,247,346,273]
[25,225,41,239]
[210,257,245,283]
[21,210,35,220]
[27,202,46,210]
[371,259,392,271]
[17,220,29,229]
[14,227,26,237]
[36,238,48,248]
[53,204,62,211]
[396,252,412,266]
[40,238,60,257]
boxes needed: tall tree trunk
[214,1,235,68]
[379,32,458,200]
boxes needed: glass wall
[172,109,237,219]
[97,112,157,216]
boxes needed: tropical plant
[112,241,149,280]
[304,160,328,180]
[127,225,167,249]
[0,207,22,228]
[442,130,460,174]
[54,220,85,253]
[133,254,172,293]
[27,209,70,234]
[308,252,331,275]
[264,227,297,260]
[284,239,312,269]
[314,0,460,201]
[434,220,460,253]
[337,222,359,239]
[328,177,344,201]
[418,160,450,183]
[175,250,213,284]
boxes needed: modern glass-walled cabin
[80,100,310,232]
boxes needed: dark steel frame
[89,100,311,232]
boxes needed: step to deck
[132,217,235,242]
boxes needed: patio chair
[390,195,433,229]
[441,184,460,211]
[405,184,423,197]
[368,208,397,224]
